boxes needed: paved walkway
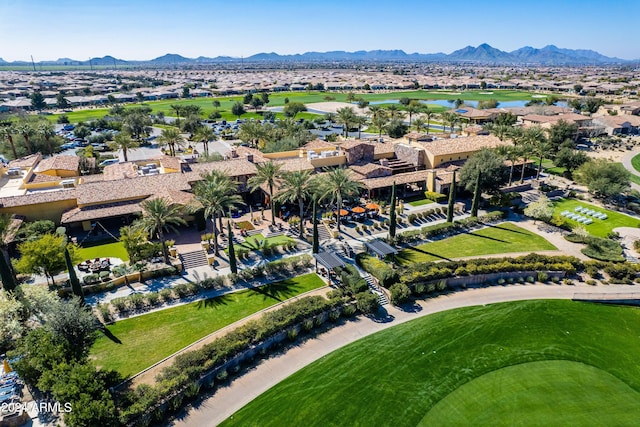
[169,282,637,427]
[621,148,640,191]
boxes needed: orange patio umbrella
[351,206,366,213]
[365,203,380,210]
[334,209,349,216]
[3,359,12,374]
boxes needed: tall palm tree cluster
[0,117,61,159]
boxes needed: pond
[362,99,568,108]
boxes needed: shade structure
[351,206,366,213]
[314,251,346,271]
[334,209,349,216]
[365,203,380,210]
[365,239,398,258]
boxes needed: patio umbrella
[3,359,11,374]
[365,203,380,210]
[351,206,366,213]
[334,209,349,216]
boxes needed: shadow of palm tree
[485,223,530,235]
[249,281,296,302]
[398,246,452,262]
[195,293,233,309]
[100,326,122,344]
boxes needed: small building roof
[61,200,143,224]
[420,135,507,157]
[34,155,79,173]
[313,251,346,271]
[103,162,138,181]
[303,139,337,150]
[365,239,398,257]
[8,153,41,169]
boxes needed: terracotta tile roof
[61,200,143,224]
[103,162,138,180]
[158,155,183,171]
[420,135,507,157]
[359,169,433,190]
[404,132,431,141]
[189,158,257,178]
[0,188,76,208]
[227,146,267,163]
[34,155,79,173]
[303,139,337,150]
[338,140,374,151]
[276,158,315,172]
[80,173,107,183]
[26,173,60,184]
[76,173,192,206]
[373,142,396,155]
[8,154,40,169]
[148,190,194,205]
[349,163,392,177]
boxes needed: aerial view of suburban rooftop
[2,0,640,426]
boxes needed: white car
[99,159,119,167]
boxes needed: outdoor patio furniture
[575,207,583,212]
[584,219,593,225]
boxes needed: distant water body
[364,99,568,108]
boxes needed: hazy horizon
[1,0,639,62]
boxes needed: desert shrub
[389,283,411,305]
[146,292,160,306]
[408,213,417,223]
[128,293,146,309]
[537,272,549,282]
[159,288,174,302]
[355,292,380,314]
[604,263,637,284]
[356,254,398,287]
[526,276,535,283]
[83,273,100,285]
[97,303,112,322]
[111,297,127,313]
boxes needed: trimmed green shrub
[356,254,398,287]
[389,283,411,305]
[424,191,446,202]
[355,292,380,314]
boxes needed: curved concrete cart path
[170,283,635,427]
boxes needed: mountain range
[1,44,635,67]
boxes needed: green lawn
[407,198,435,207]
[631,153,640,174]
[90,273,324,377]
[222,300,640,426]
[396,222,555,264]
[239,233,294,249]
[553,198,640,237]
[77,240,129,262]
[50,90,545,124]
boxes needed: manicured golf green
[423,361,640,426]
[406,198,435,207]
[396,222,555,264]
[90,273,324,377]
[553,198,640,237]
[77,240,129,262]
[50,90,545,123]
[222,300,640,426]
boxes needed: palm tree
[248,161,282,226]
[496,145,521,187]
[189,171,243,255]
[138,198,187,264]
[405,101,422,126]
[440,112,459,133]
[353,115,368,139]
[193,126,215,156]
[385,104,404,120]
[315,168,363,234]
[157,127,184,157]
[17,122,33,154]
[412,117,427,133]
[371,113,389,140]
[37,121,56,155]
[0,123,18,159]
[336,107,356,138]
[423,107,435,134]
[525,126,551,180]
[0,214,17,291]
[108,131,139,162]
[275,170,313,237]
[170,104,184,125]
[237,121,267,148]
[368,105,384,121]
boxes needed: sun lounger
[574,207,583,212]
[583,219,593,225]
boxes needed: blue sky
[1,0,638,61]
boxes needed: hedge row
[395,211,506,243]
[118,295,344,424]
[358,253,582,288]
[565,233,625,263]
